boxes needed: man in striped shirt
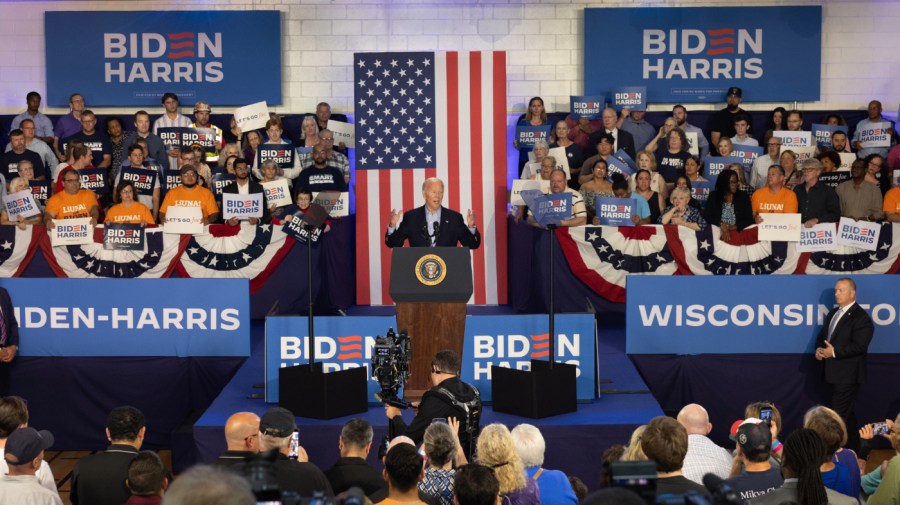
[152,92,192,169]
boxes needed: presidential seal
[415,254,447,286]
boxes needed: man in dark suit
[815,277,874,451]
[385,178,480,249]
[0,286,19,395]
[584,107,636,160]
[221,158,271,225]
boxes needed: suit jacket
[585,128,637,160]
[220,180,272,224]
[815,302,874,385]
[384,206,480,249]
[748,480,856,505]
[0,287,18,348]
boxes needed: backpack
[436,384,482,460]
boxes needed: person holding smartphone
[256,407,334,498]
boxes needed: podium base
[279,363,368,419]
[491,360,577,418]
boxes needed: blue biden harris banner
[627,275,900,355]
[584,6,822,103]
[44,11,282,107]
[1,278,250,357]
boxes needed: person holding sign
[603,175,650,226]
[260,160,291,218]
[659,187,706,231]
[1,177,42,229]
[853,101,893,159]
[221,159,269,226]
[751,165,798,224]
[633,169,664,224]
[252,117,301,179]
[192,101,225,163]
[44,168,99,228]
[836,160,883,222]
[579,159,614,221]
[385,177,480,249]
[105,181,155,226]
[704,169,753,243]
[114,145,161,219]
[794,159,841,228]
[527,169,587,228]
[159,165,220,225]
[153,92,192,169]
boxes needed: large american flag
[354,51,508,305]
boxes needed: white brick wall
[0,0,896,118]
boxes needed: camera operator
[384,350,479,459]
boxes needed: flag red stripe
[402,170,415,219]
[446,53,461,213]
[492,51,509,303]
[379,169,393,304]
[469,53,486,304]
[356,171,371,304]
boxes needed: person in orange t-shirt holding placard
[751,165,799,224]
[105,180,155,226]
[44,167,99,228]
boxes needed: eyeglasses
[431,368,450,375]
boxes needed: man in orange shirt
[883,182,900,222]
[44,169,100,228]
[159,165,220,224]
[751,165,799,224]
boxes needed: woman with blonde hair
[1,177,42,229]
[621,425,648,461]
[476,423,538,504]
[803,405,860,500]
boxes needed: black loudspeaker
[491,360,577,418]
[279,363,368,419]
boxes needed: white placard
[547,146,571,180]
[5,189,41,220]
[685,131,699,156]
[797,223,837,253]
[510,179,550,205]
[859,121,891,148]
[164,206,204,234]
[313,191,349,217]
[261,179,292,207]
[835,217,880,251]
[50,217,93,246]
[222,193,264,220]
[327,120,355,148]
[788,146,816,163]
[774,131,813,148]
[234,101,269,132]
[757,213,802,242]
[838,153,856,171]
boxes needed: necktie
[827,308,843,342]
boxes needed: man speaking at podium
[385,178,481,249]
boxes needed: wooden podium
[390,247,472,399]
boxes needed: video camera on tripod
[371,327,412,409]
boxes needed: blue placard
[29,180,49,206]
[44,11,281,107]
[210,173,236,200]
[730,145,765,168]
[164,173,182,192]
[158,127,217,151]
[79,168,109,195]
[812,124,849,150]
[257,143,296,170]
[3,278,250,357]
[690,180,712,207]
[265,314,597,403]
[521,190,572,227]
[516,125,553,150]
[585,7,822,103]
[606,155,634,178]
[627,275,900,354]
[103,223,145,251]
[596,197,636,227]
[570,95,605,120]
[119,167,158,197]
[611,87,647,111]
[614,149,638,172]
[282,212,324,246]
[705,156,744,187]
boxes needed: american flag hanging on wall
[354,51,508,305]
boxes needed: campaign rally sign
[547,146,571,179]
[29,180,49,206]
[757,212,801,242]
[79,168,109,195]
[163,206,203,234]
[774,131,812,148]
[797,223,836,253]
[3,278,249,357]
[234,101,269,132]
[570,95,604,120]
[585,7,822,102]
[685,131,699,156]
[327,120,356,149]
[164,173,182,192]
[158,127,218,151]
[210,173,236,201]
[282,212,323,246]
[606,155,633,178]
[4,190,41,220]
[222,193,263,220]
[516,125,553,150]
[50,217,93,246]
[812,124,848,150]
[44,11,281,107]
[859,122,892,148]
[261,179,291,207]
[731,145,765,168]
[264,314,597,403]
[614,149,638,171]
[611,87,647,111]
[313,191,349,218]
[789,146,816,164]
[690,180,712,206]
[838,153,856,171]
[119,167,158,197]
[521,190,572,227]
[836,217,880,252]
[626,275,900,354]
[103,223,145,251]
[706,156,743,187]
[596,197,636,227]
[818,171,851,189]
[510,180,550,206]
[257,144,295,170]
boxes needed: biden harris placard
[44,11,281,106]
[584,6,822,103]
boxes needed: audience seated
[677,403,733,484]
[639,415,710,497]
[511,423,578,505]
[124,451,168,505]
[859,413,898,497]
[419,420,459,505]
[0,396,57,492]
[704,169,753,242]
[803,405,861,500]
[837,159,884,221]
[213,411,260,470]
[379,443,427,505]
[452,463,500,505]
[723,418,783,501]
[475,423,539,505]
[0,427,61,505]
[256,407,334,497]
[794,158,841,227]
[324,418,387,501]
[162,464,255,505]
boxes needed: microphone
[702,473,740,504]
[422,223,430,241]
[432,221,440,237]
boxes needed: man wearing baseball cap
[711,86,754,147]
[0,427,62,504]
[159,164,220,225]
[724,418,783,501]
[256,407,334,497]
